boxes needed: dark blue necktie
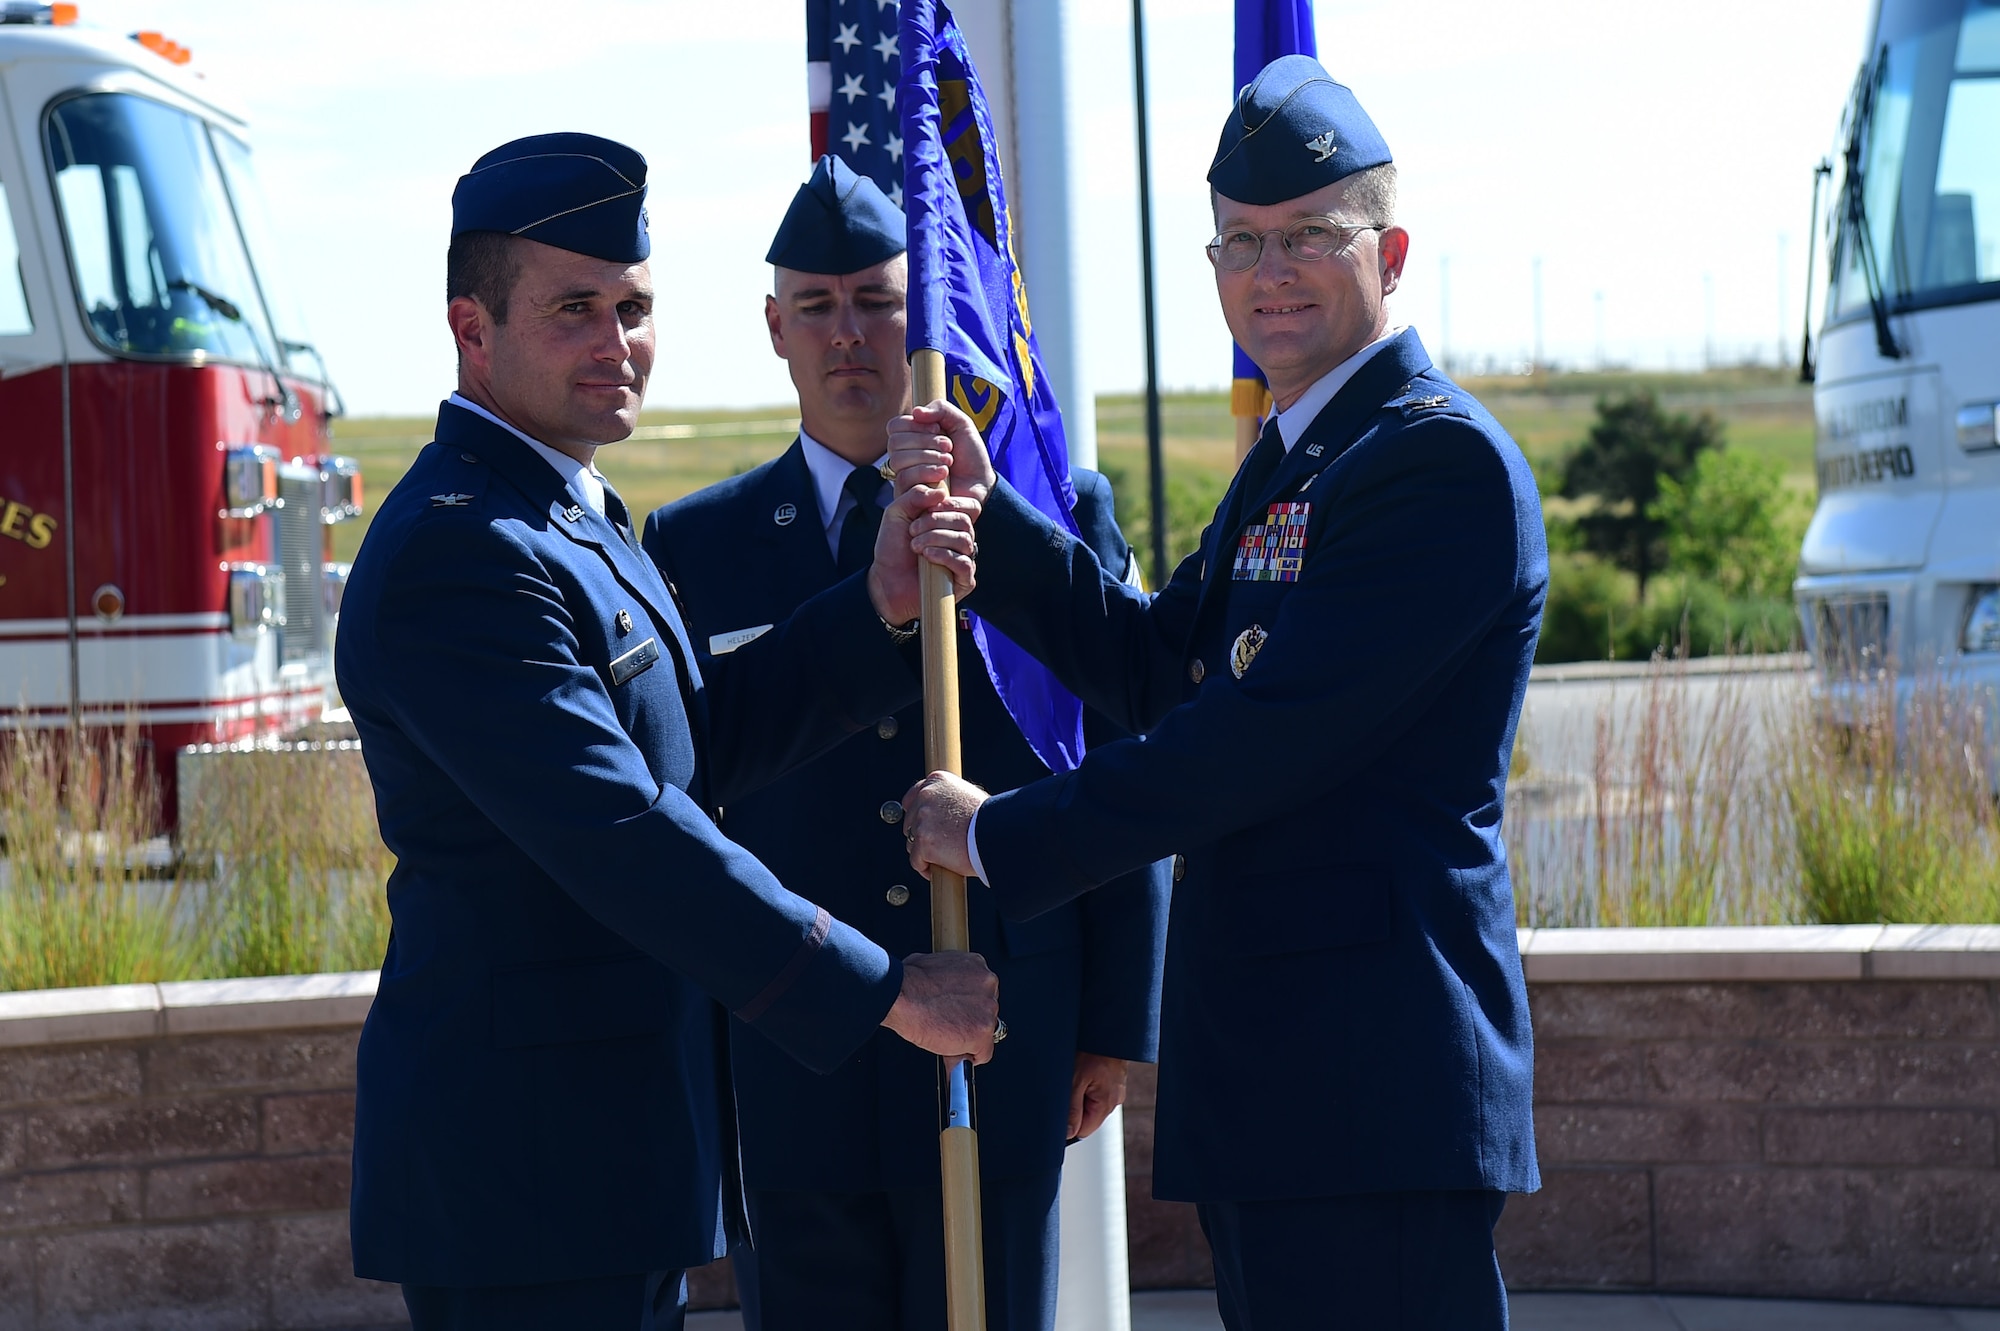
[835,464,887,576]
[600,480,642,555]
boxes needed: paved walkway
[689,1289,2000,1329]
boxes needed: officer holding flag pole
[897,55,1546,1330]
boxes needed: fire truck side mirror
[221,444,281,519]
[321,456,363,523]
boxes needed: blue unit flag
[898,0,1086,773]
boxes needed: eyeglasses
[1204,219,1386,272]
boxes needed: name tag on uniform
[1232,502,1310,582]
[609,637,660,686]
[708,623,773,656]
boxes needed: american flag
[807,0,906,205]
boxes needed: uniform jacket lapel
[438,407,685,643]
[436,405,709,738]
[752,439,842,609]
[1194,330,1434,627]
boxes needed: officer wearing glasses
[892,56,1547,1329]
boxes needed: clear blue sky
[75,0,1872,415]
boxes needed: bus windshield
[45,92,279,365]
[1831,0,2000,319]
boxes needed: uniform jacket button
[1173,854,1186,882]
[1189,658,1206,685]
[886,884,911,907]
[876,716,900,740]
[880,800,904,824]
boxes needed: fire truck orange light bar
[0,2,78,23]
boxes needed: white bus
[1798,0,2000,694]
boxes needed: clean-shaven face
[476,238,655,450]
[767,254,911,442]
[1211,178,1406,405]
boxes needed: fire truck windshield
[45,92,280,365]
[1831,0,2000,321]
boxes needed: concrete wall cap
[0,972,381,1046]
[0,982,162,1046]
[1520,924,2000,982]
[157,970,380,1034]
[4,924,1997,1045]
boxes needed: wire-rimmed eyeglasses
[1204,219,1387,272]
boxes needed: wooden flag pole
[911,346,987,1331]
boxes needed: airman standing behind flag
[897,57,1546,1330]
[643,155,1169,1331]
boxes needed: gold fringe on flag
[1231,377,1272,463]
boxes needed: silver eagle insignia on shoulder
[1231,624,1269,679]
[1306,131,1338,163]
[430,493,474,507]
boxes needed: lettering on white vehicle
[1819,395,1909,441]
[1817,446,1917,490]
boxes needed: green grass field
[328,367,1816,570]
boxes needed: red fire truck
[0,6,358,819]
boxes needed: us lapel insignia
[1305,442,1324,457]
[774,502,798,526]
[562,504,584,522]
[615,609,633,635]
[1231,624,1268,679]
[430,492,474,507]
[1232,502,1310,582]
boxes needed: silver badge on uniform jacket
[773,503,797,526]
[1231,624,1268,679]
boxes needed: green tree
[1560,391,1722,598]
[1649,449,1809,601]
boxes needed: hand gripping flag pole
[901,1,1095,1316]
[913,343,986,1331]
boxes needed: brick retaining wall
[0,927,1994,1326]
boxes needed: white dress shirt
[448,391,607,517]
[798,429,890,558]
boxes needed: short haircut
[1208,162,1399,227]
[1340,163,1398,227]
[446,230,523,324]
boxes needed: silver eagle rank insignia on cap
[1306,131,1338,163]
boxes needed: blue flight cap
[765,156,905,274]
[452,132,650,262]
[1208,55,1392,207]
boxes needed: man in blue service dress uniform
[334,134,1001,1331]
[644,157,1170,1331]
[897,59,1546,1330]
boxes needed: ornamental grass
[0,723,391,992]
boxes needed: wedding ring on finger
[993,1019,1008,1043]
